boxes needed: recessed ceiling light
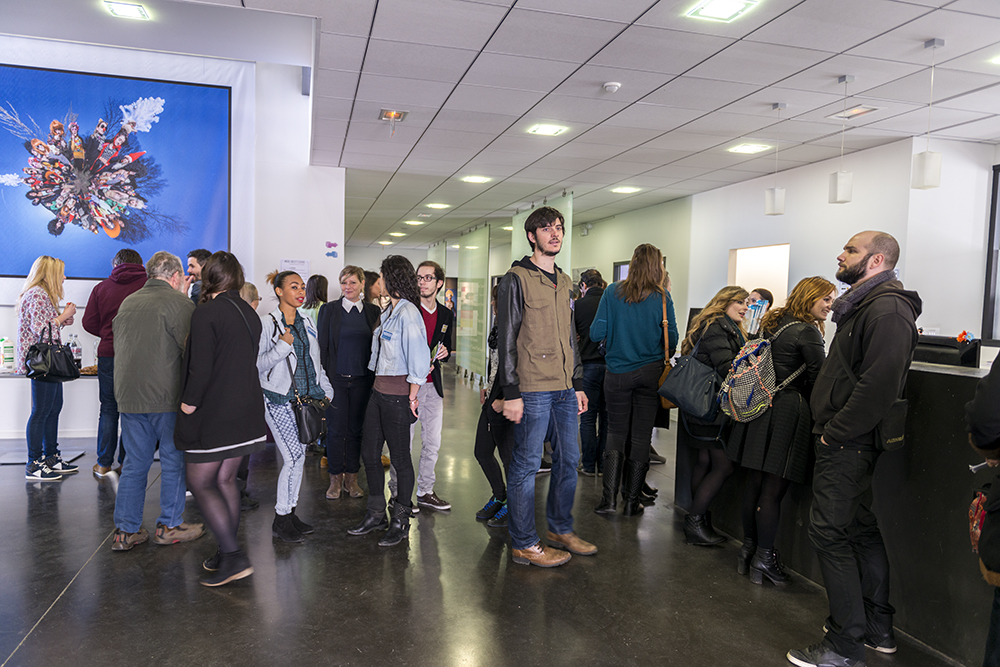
[612,187,641,194]
[461,175,492,184]
[378,109,408,122]
[465,246,479,250]
[728,143,771,154]
[403,220,423,226]
[378,241,393,245]
[685,0,758,23]
[105,1,150,19]
[990,55,1000,65]
[426,203,450,209]
[389,232,406,237]
[450,244,460,249]
[826,105,881,120]
[527,124,567,136]
[501,226,513,231]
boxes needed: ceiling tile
[676,111,775,137]
[313,96,355,121]
[549,141,628,160]
[848,8,1000,65]
[515,0,654,23]
[529,95,630,124]
[934,114,1000,140]
[747,0,929,53]
[485,9,627,63]
[515,166,585,181]
[938,84,1000,114]
[370,0,508,49]
[615,147,693,165]
[355,73,456,108]
[362,39,478,83]
[575,124,663,146]
[462,53,581,92]
[938,44,1000,77]
[671,152,756,170]
[863,106,991,134]
[685,41,834,86]
[590,25,735,75]
[313,134,346,152]
[777,54,924,96]
[340,151,406,170]
[602,103,704,131]
[318,33,367,72]
[419,129,496,151]
[343,137,413,157]
[775,143,849,162]
[532,154,605,170]
[643,131,728,151]
[948,0,1000,18]
[857,67,1000,106]
[723,87,843,117]
[430,110,520,134]
[314,119,349,138]
[792,96,923,126]
[641,76,760,110]
[349,100,438,128]
[636,0,806,38]
[585,159,658,176]
[315,68,361,96]
[443,85,546,116]
[346,122,422,145]
[551,66,676,104]
[746,119,843,143]
[809,127,911,150]
[261,0,375,37]
[726,157,810,173]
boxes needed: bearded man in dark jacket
[788,231,921,667]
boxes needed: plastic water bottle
[70,334,83,369]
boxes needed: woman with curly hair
[728,277,834,586]
[348,256,430,547]
[680,286,748,546]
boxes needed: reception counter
[0,371,99,440]
[674,361,994,666]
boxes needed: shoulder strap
[223,296,254,344]
[661,291,669,362]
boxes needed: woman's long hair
[380,255,419,305]
[303,274,328,309]
[19,255,64,308]
[681,286,749,355]
[199,251,244,303]
[760,276,836,336]
[618,243,664,304]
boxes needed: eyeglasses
[416,274,438,283]
[538,225,564,234]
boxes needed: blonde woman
[679,286,748,546]
[16,256,79,481]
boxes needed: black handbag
[270,315,328,445]
[24,323,80,383]
[658,336,719,422]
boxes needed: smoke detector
[603,82,621,93]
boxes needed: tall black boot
[378,501,411,547]
[737,537,757,575]
[684,514,726,546]
[289,507,314,535]
[594,450,625,514]
[272,512,304,543]
[622,459,649,517]
[750,548,790,586]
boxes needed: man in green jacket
[110,251,204,551]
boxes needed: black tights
[473,405,512,502]
[187,457,244,554]
[690,447,734,516]
[741,470,791,550]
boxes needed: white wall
[342,246,427,274]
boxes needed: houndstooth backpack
[718,321,807,423]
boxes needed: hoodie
[810,277,922,448]
[82,262,148,357]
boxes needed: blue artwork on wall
[0,63,230,279]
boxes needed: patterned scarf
[831,270,895,324]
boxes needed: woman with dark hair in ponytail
[257,270,333,543]
[348,255,431,547]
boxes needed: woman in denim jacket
[348,256,431,547]
[258,270,333,543]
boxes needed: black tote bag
[24,324,80,383]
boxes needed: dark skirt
[677,410,729,450]
[725,389,812,484]
[184,439,266,464]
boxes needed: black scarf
[831,270,895,324]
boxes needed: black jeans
[809,438,894,661]
[326,375,373,475]
[604,360,663,464]
[579,363,607,472]
[474,400,513,501]
[361,390,415,512]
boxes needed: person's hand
[279,328,294,345]
[821,435,828,446]
[180,403,196,414]
[989,459,1000,468]
[409,397,419,418]
[434,345,449,362]
[59,302,77,324]
[576,391,588,415]
[480,388,487,405]
[491,399,505,414]
[503,398,523,424]
[63,315,75,326]
[184,274,195,291]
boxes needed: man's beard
[541,244,560,257]
[835,253,872,285]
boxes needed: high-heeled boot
[622,459,649,516]
[737,537,757,575]
[750,548,791,586]
[594,450,625,514]
[684,514,726,546]
[378,501,411,547]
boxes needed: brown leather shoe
[320,456,328,468]
[546,531,598,556]
[381,455,391,468]
[93,463,113,477]
[326,473,343,499]
[512,541,572,567]
[344,472,363,498]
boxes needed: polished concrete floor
[0,372,964,667]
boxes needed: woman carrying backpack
[727,277,835,586]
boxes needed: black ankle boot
[737,537,757,575]
[200,549,253,587]
[622,459,649,517]
[347,509,389,535]
[272,512,304,543]
[684,514,726,546]
[643,481,658,496]
[378,502,411,547]
[750,548,790,586]
[595,450,625,514]
[289,507,314,535]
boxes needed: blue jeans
[114,412,187,533]
[579,364,607,472]
[508,389,580,550]
[26,379,62,470]
[96,357,125,468]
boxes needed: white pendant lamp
[829,75,854,204]
[912,38,944,190]
[765,102,786,215]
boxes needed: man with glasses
[497,206,596,567]
[390,260,455,512]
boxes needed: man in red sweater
[82,248,146,477]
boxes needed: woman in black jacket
[317,266,381,500]
[680,286,748,546]
[176,252,267,587]
[727,277,834,585]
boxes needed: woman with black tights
[679,286,748,546]
[176,252,266,586]
[474,287,513,527]
[727,277,834,585]
[590,244,678,516]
